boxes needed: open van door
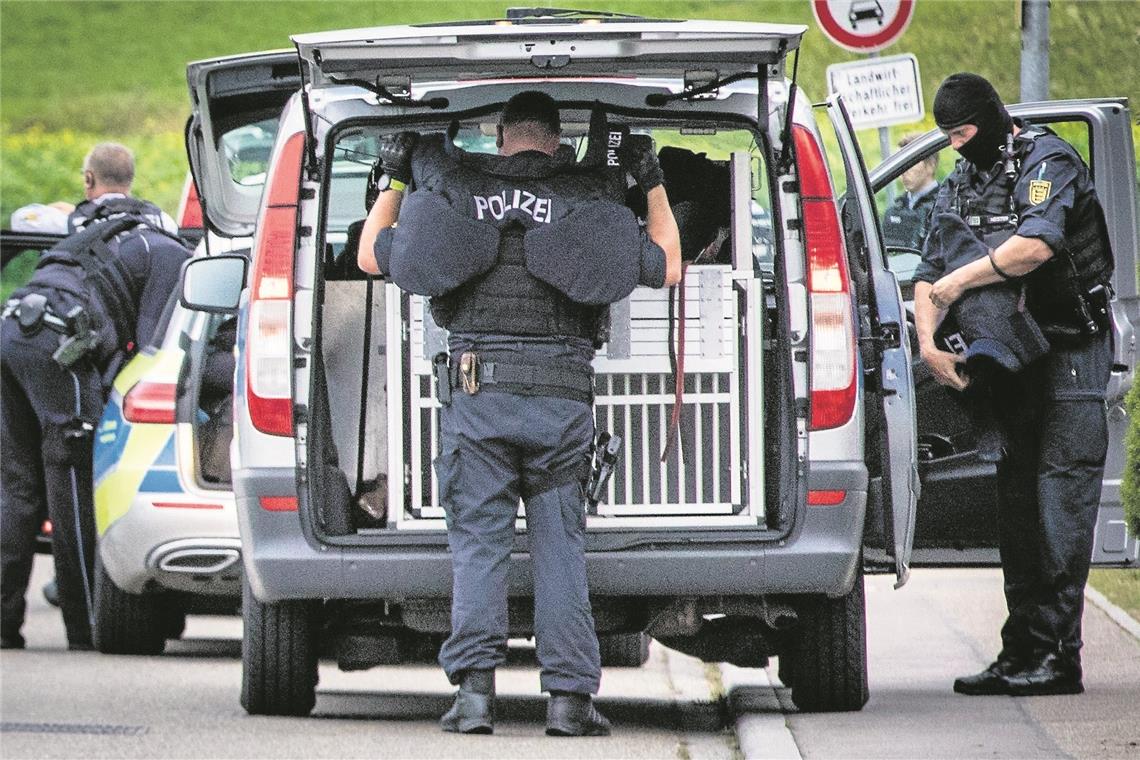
[868,99,1138,567]
[822,95,920,587]
[185,51,301,238]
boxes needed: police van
[179,10,1137,716]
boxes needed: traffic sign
[826,54,923,128]
[812,0,916,53]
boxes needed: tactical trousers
[435,389,601,695]
[1,319,101,646]
[991,331,1111,662]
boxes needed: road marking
[719,663,802,760]
[1085,585,1140,641]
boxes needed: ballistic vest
[377,134,645,344]
[949,126,1113,331]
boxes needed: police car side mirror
[180,255,247,314]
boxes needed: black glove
[934,213,989,271]
[379,131,418,185]
[619,134,665,193]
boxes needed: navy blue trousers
[992,331,1112,662]
[435,388,601,695]
[1,319,101,646]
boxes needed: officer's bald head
[83,142,135,197]
[498,91,561,155]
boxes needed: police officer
[882,133,940,250]
[359,92,680,734]
[913,74,1114,696]
[1,143,189,650]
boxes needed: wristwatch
[377,173,407,193]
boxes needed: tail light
[123,380,178,424]
[794,124,857,431]
[176,174,204,231]
[246,131,305,437]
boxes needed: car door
[185,50,300,238]
[868,99,1139,567]
[821,95,920,587]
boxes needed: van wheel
[788,568,868,712]
[240,579,319,716]
[93,556,167,655]
[599,632,651,667]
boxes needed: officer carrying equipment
[363,91,678,737]
[919,72,1115,698]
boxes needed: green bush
[1123,379,1140,536]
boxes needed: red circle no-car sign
[812,0,915,53]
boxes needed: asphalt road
[2,556,1138,759]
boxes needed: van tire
[599,632,651,667]
[788,568,869,712]
[93,555,168,655]
[241,579,319,716]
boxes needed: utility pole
[1020,0,1050,102]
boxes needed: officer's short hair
[500,91,561,136]
[898,133,938,172]
[84,143,135,189]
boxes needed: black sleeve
[912,177,957,284]
[135,233,190,347]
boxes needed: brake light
[807,489,847,506]
[246,131,304,437]
[176,174,204,230]
[794,125,857,431]
[123,380,178,424]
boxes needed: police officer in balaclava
[912,73,1114,697]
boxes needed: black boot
[1005,652,1083,697]
[953,654,1023,695]
[546,692,611,737]
[0,631,25,650]
[440,669,494,734]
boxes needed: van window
[326,121,773,272]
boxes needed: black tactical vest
[391,135,635,344]
[950,127,1113,330]
[21,206,181,364]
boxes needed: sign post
[812,0,919,170]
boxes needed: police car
[178,9,1138,716]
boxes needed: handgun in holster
[586,431,623,509]
[52,306,99,369]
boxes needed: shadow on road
[314,690,725,731]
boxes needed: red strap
[661,263,689,462]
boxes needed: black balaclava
[933,73,1013,170]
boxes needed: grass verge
[1088,570,1140,624]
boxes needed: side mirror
[180,255,248,313]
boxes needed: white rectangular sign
[826,54,924,129]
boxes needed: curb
[1085,585,1140,641]
[719,663,802,760]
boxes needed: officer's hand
[379,131,418,185]
[920,345,970,390]
[619,134,665,192]
[929,272,966,310]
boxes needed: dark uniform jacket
[915,122,1113,338]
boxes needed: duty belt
[3,294,100,368]
[434,351,594,404]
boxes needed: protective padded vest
[951,127,1113,328]
[377,134,643,343]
